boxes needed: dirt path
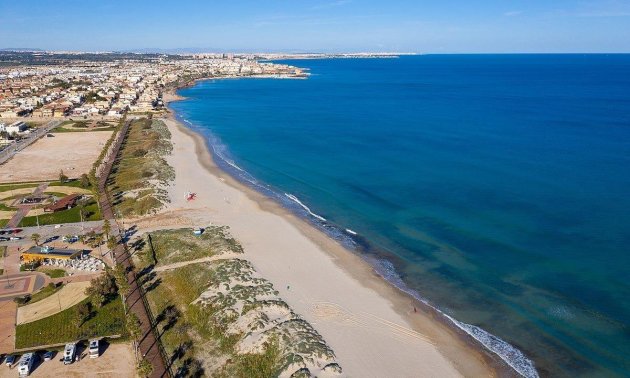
[0,300,17,354]
[17,281,91,324]
[153,253,240,272]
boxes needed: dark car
[43,351,55,361]
[5,354,16,366]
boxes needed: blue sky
[1,0,629,52]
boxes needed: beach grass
[108,118,174,217]
[15,295,125,349]
[140,226,243,267]
[135,227,338,376]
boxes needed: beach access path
[96,118,169,378]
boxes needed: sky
[1,0,630,53]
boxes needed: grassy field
[38,267,66,278]
[0,183,38,193]
[15,296,125,349]
[108,118,174,217]
[18,198,101,227]
[0,219,7,228]
[20,283,63,306]
[140,226,243,267]
[49,179,92,189]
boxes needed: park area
[0,130,112,182]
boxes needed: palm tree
[102,219,111,239]
[30,233,41,246]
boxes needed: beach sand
[156,114,506,377]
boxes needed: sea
[170,55,630,377]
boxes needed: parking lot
[0,342,135,378]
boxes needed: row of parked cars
[0,228,22,242]
[1,339,100,377]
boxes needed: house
[43,193,82,212]
[1,121,27,134]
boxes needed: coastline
[160,90,517,377]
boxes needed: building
[21,246,82,263]
[0,121,27,134]
[44,193,82,212]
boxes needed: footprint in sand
[311,302,430,344]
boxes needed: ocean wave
[284,193,327,222]
[371,259,538,378]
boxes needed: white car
[88,339,99,358]
[17,353,35,377]
[63,343,76,365]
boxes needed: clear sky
[1,0,629,53]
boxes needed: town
[0,51,313,378]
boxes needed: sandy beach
[151,110,508,377]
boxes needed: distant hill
[0,48,44,52]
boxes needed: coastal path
[96,119,171,378]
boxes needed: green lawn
[18,199,101,227]
[49,179,92,189]
[0,203,16,211]
[0,219,8,228]
[20,283,63,307]
[15,296,126,349]
[38,268,66,279]
[0,183,38,193]
[52,126,116,133]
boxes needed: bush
[133,148,148,157]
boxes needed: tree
[137,358,153,378]
[75,302,91,327]
[102,219,111,238]
[59,169,68,183]
[91,292,105,309]
[107,235,117,250]
[30,233,41,246]
[113,263,130,313]
[127,312,142,360]
[80,173,90,188]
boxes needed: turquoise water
[171,55,630,377]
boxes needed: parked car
[4,354,16,367]
[0,237,9,242]
[9,236,22,241]
[17,353,35,377]
[88,339,99,358]
[63,343,76,365]
[43,351,54,361]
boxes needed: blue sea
[170,55,630,377]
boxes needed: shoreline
[161,89,518,376]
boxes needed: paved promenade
[97,119,170,378]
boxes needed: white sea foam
[345,228,358,235]
[371,259,538,378]
[284,193,327,222]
